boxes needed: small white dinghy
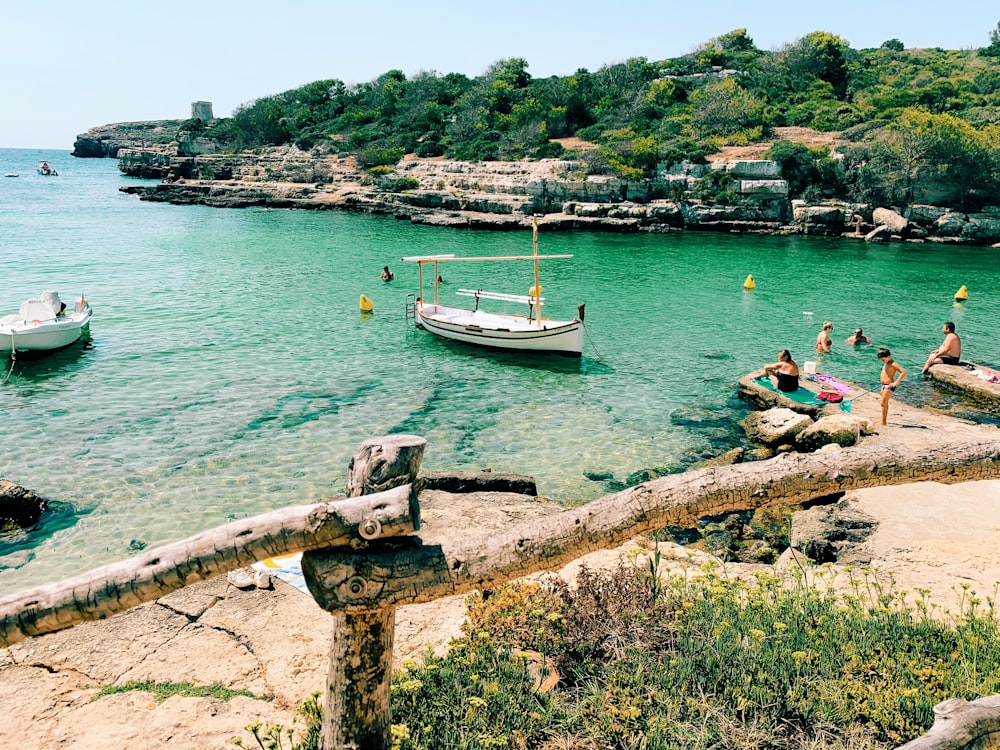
[0,291,92,354]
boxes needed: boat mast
[532,217,541,327]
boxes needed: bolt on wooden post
[302,434,426,750]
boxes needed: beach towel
[252,553,309,595]
[813,373,851,394]
[970,368,1000,384]
[754,377,852,412]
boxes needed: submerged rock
[0,480,47,533]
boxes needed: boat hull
[417,304,583,355]
[0,314,91,353]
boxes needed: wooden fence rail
[2,433,999,749]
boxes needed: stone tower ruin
[191,101,214,121]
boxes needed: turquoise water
[1,147,998,595]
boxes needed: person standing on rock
[878,348,906,426]
[922,321,961,374]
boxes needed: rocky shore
[68,120,1000,244]
[109,148,1000,245]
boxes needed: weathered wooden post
[302,434,426,750]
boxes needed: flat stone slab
[737,370,860,417]
[926,363,1000,410]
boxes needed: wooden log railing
[1,434,999,749]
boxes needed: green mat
[753,377,852,412]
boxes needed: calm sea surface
[1,147,998,595]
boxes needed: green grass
[95,680,263,704]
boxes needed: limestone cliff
[71,120,184,158]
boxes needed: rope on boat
[2,330,15,384]
[583,324,607,364]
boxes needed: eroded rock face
[790,499,878,563]
[795,414,872,451]
[794,205,845,236]
[742,408,814,447]
[0,481,47,533]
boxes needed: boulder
[739,179,789,197]
[963,215,1000,245]
[872,207,908,234]
[742,408,813,447]
[794,414,872,451]
[793,205,845,236]
[905,204,947,226]
[934,211,968,237]
[864,225,893,242]
[789,499,878,563]
[0,480,47,533]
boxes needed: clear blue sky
[3,1,997,149]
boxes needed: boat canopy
[402,254,572,262]
[19,291,63,321]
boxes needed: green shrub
[379,176,419,192]
[245,560,1000,750]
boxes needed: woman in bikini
[763,349,800,393]
[877,347,906,426]
[815,321,834,352]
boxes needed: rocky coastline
[68,120,1000,244]
[112,149,1000,246]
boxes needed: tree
[876,109,998,208]
[881,38,905,51]
[982,20,1000,56]
[690,78,766,136]
[783,31,852,98]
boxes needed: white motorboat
[37,160,58,176]
[403,219,585,356]
[0,291,92,354]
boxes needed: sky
[3,1,998,149]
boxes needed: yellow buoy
[954,285,968,301]
[743,274,755,291]
[528,285,543,298]
[359,294,374,312]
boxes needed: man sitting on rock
[922,321,961,374]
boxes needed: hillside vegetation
[185,24,1000,210]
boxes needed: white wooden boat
[0,291,92,354]
[403,219,585,356]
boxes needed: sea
[1,146,998,596]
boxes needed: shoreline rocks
[103,144,1000,244]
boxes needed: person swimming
[380,265,394,281]
[846,327,871,345]
[763,349,800,393]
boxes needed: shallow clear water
[2,147,998,595]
